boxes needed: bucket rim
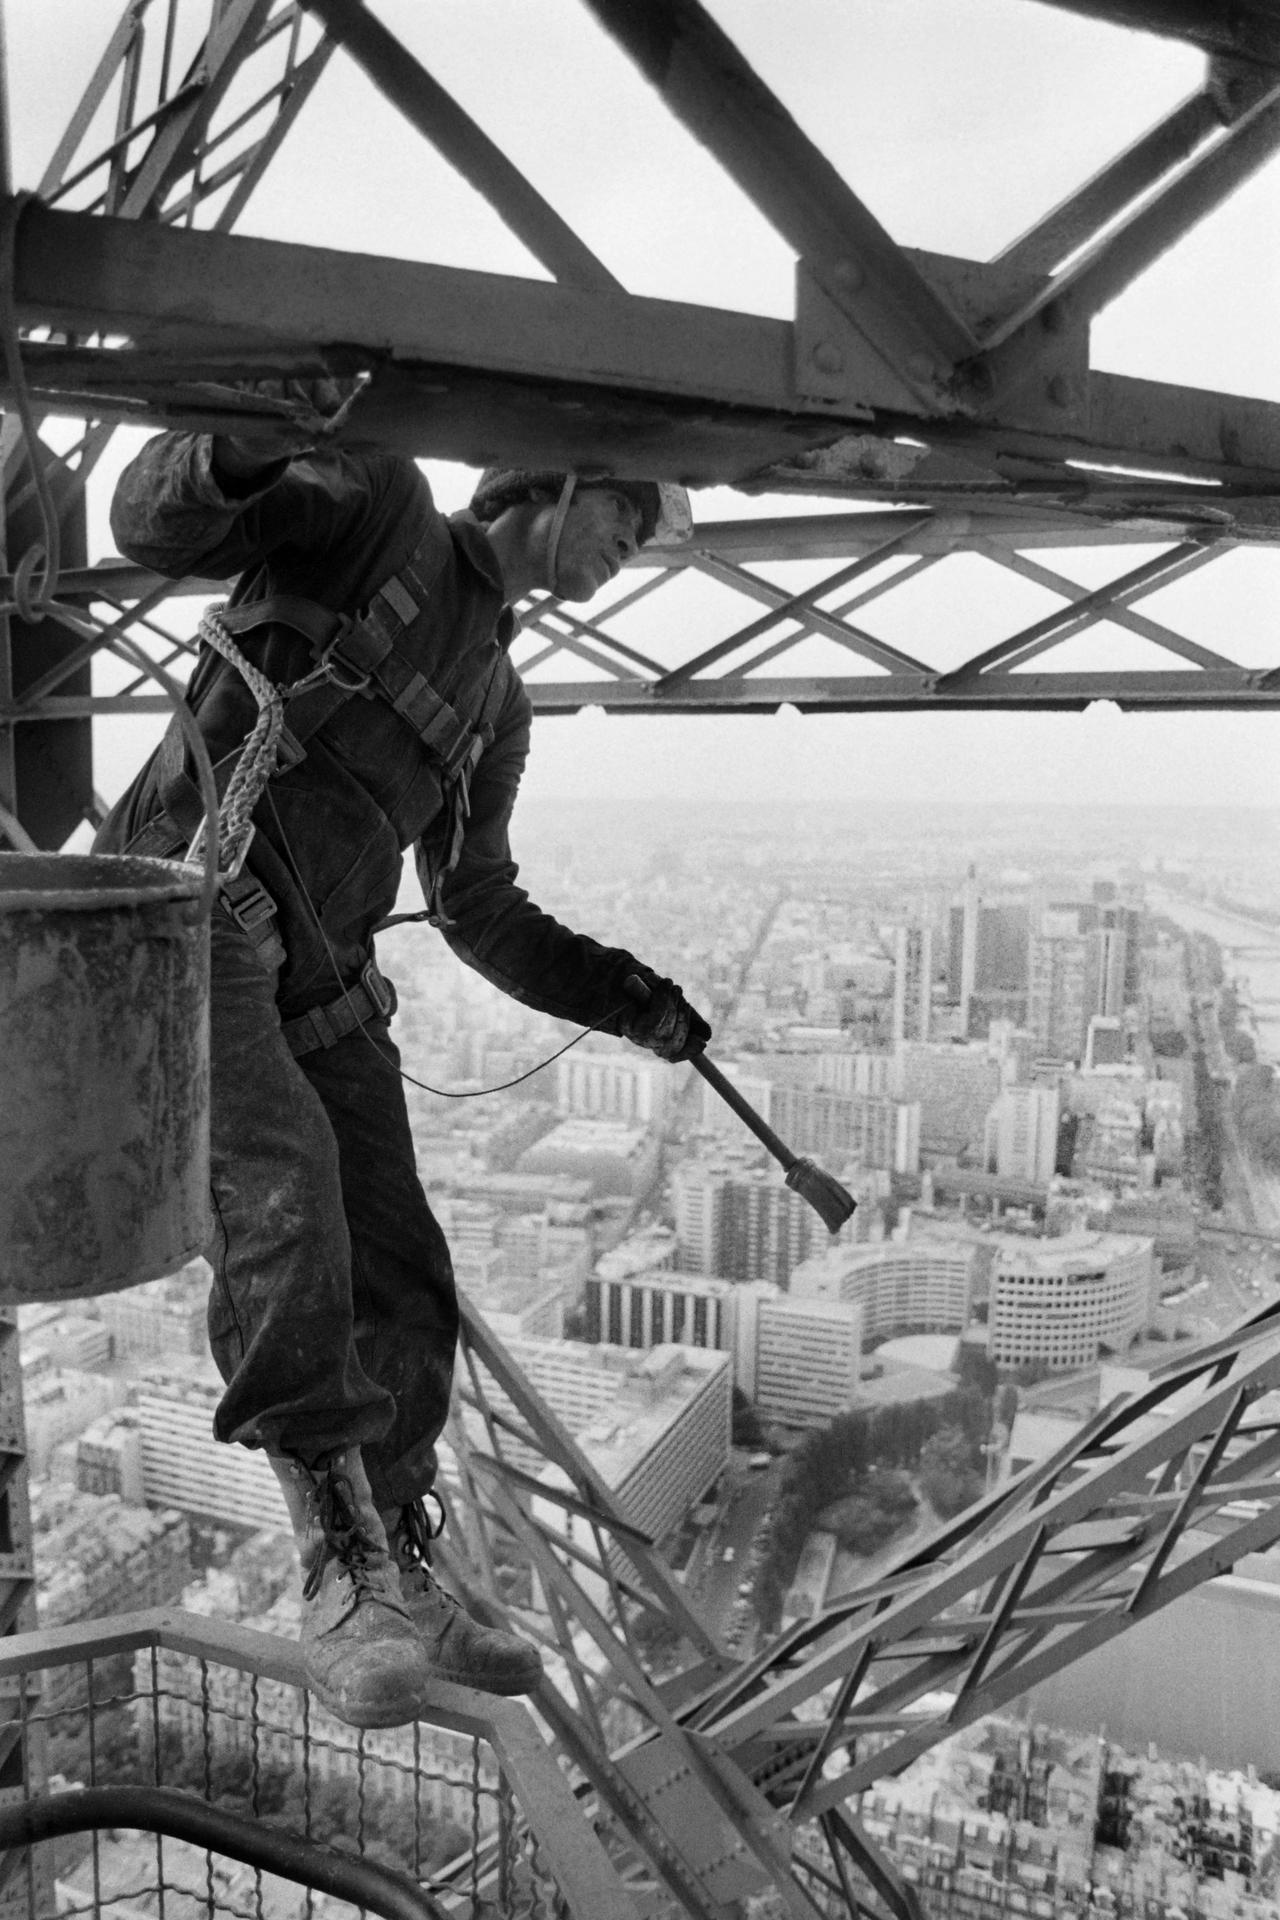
[0,851,205,912]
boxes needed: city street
[685,1460,779,1643]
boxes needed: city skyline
[21,776,1280,1911]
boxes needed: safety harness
[127,526,511,1058]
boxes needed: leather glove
[618,969,712,1063]
[207,374,370,486]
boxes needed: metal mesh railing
[0,1611,638,1920]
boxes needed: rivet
[812,340,844,375]
[832,257,864,291]
[1047,375,1071,408]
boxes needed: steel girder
[5,0,1280,747]
[445,1297,1280,1920]
[19,503,1280,725]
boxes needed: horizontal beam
[11,202,874,483]
[16,202,1280,518]
[677,509,1254,559]
[0,525,1185,621]
[17,666,1280,722]
[40,498,1280,628]
[521,669,1280,713]
[1089,370,1280,483]
[870,369,1280,494]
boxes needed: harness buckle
[223,876,277,937]
[360,956,395,1020]
[286,618,374,699]
[440,727,482,784]
[318,633,374,695]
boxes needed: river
[1150,889,1280,1065]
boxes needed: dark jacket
[99,433,640,1028]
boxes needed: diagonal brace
[950,1525,1048,1716]
[301,0,620,293]
[985,544,1235,670]
[1127,1385,1248,1614]
[935,541,1217,686]
[657,518,934,691]
[582,0,973,392]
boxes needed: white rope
[188,602,285,874]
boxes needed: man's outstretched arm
[110,429,419,590]
[424,680,709,1061]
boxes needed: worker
[97,417,711,1730]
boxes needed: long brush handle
[622,973,797,1172]
[690,1054,798,1173]
[621,977,856,1231]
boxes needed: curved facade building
[790,1239,975,1341]
[988,1231,1155,1372]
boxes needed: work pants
[204,909,458,1510]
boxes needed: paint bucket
[0,852,211,1300]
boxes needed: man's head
[470,468,690,602]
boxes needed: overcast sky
[9,2,1280,814]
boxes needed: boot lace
[397,1492,447,1568]
[302,1469,384,1603]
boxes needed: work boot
[269,1447,435,1729]
[381,1499,543,1696]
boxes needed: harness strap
[220,593,342,653]
[281,957,396,1059]
[219,869,288,973]
[130,526,503,980]
[222,573,508,930]
[419,660,509,927]
[222,573,485,780]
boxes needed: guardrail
[0,1609,641,1920]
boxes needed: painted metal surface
[443,1294,1280,1920]
[0,854,210,1299]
